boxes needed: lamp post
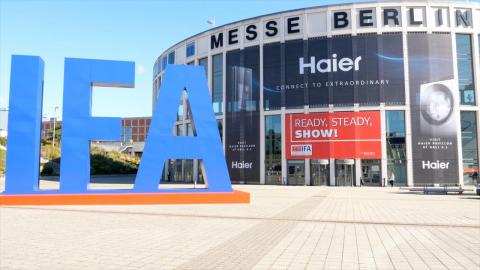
[52,106,59,155]
[207,19,215,25]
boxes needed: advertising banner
[263,34,404,109]
[225,46,261,183]
[408,33,459,185]
[285,111,381,159]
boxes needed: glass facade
[122,126,132,143]
[153,11,479,187]
[265,115,282,184]
[212,54,223,114]
[386,111,407,186]
[461,111,479,185]
[456,34,475,105]
[163,123,203,184]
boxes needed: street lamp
[52,106,59,155]
[207,19,215,25]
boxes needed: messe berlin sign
[0,55,249,205]
[285,111,381,159]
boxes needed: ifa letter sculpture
[0,55,249,205]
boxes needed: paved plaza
[0,181,479,270]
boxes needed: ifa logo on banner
[1,55,249,205]
[291,145,312,156]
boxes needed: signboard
[225,46,261,183]
[407,33,459,185]
[1,57,249,205]
[285,111,381,159]
[263,33,405,109]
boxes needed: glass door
[335,160,355,186]
[361,159,382,186]
[311,159,329,186]
[287,160,305,185]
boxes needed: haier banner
[225,46,261,184]
[285,111,381,159]
[263,33,404,109]
[407,33,459,185]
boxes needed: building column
[329,158,336,186]
[381,105,388,186]
[402,31,414,187]
[259,43,265,185]
[451,32,465,186]
[281,109,287,185]
[305,158,311,186]
[355,158,361,186]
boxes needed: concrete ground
[0,180,479,270]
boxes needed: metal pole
[52,106,58,156]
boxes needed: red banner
[285,111,381,159]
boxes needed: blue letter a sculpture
[135,65,232,193]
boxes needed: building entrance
[361,159,382,186]
[311,159,329,186]
[287,160,305,185]
[335,159,355,186]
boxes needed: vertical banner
[225,46,260,183]
[408,33,459,185]
[285,111,381,159]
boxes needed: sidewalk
[1,184,479,269]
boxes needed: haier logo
[291,145,312,156]
[232,161,253,169]
[422,160,450,170]
[299,54,362,75]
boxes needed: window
[386,111,407,186]
[154,61,160,76]
[168,51,175,64]
[456,34,475,105]
[265,115,282,185]
[161,56,167,71]
[212,54,223,114]
[186,42,195,58]
[461,111,479,185]
[122,127,132,143]
[217,119,223,142]
[198,57,208,77]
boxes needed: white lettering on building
[299,55,362,74]
[422,160,450,170]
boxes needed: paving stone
[1,182,479,269]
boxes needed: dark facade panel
[408,33,459,185]
[225,46,261,184]
[263,34,405,109]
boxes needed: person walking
[389,172,395,187]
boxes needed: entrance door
[361,159,382,186]
[311,159,329,186]
[335,159,355,186]
[287,160,305,185]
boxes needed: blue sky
[0,0,357,119]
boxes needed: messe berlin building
[152,1,480,187]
